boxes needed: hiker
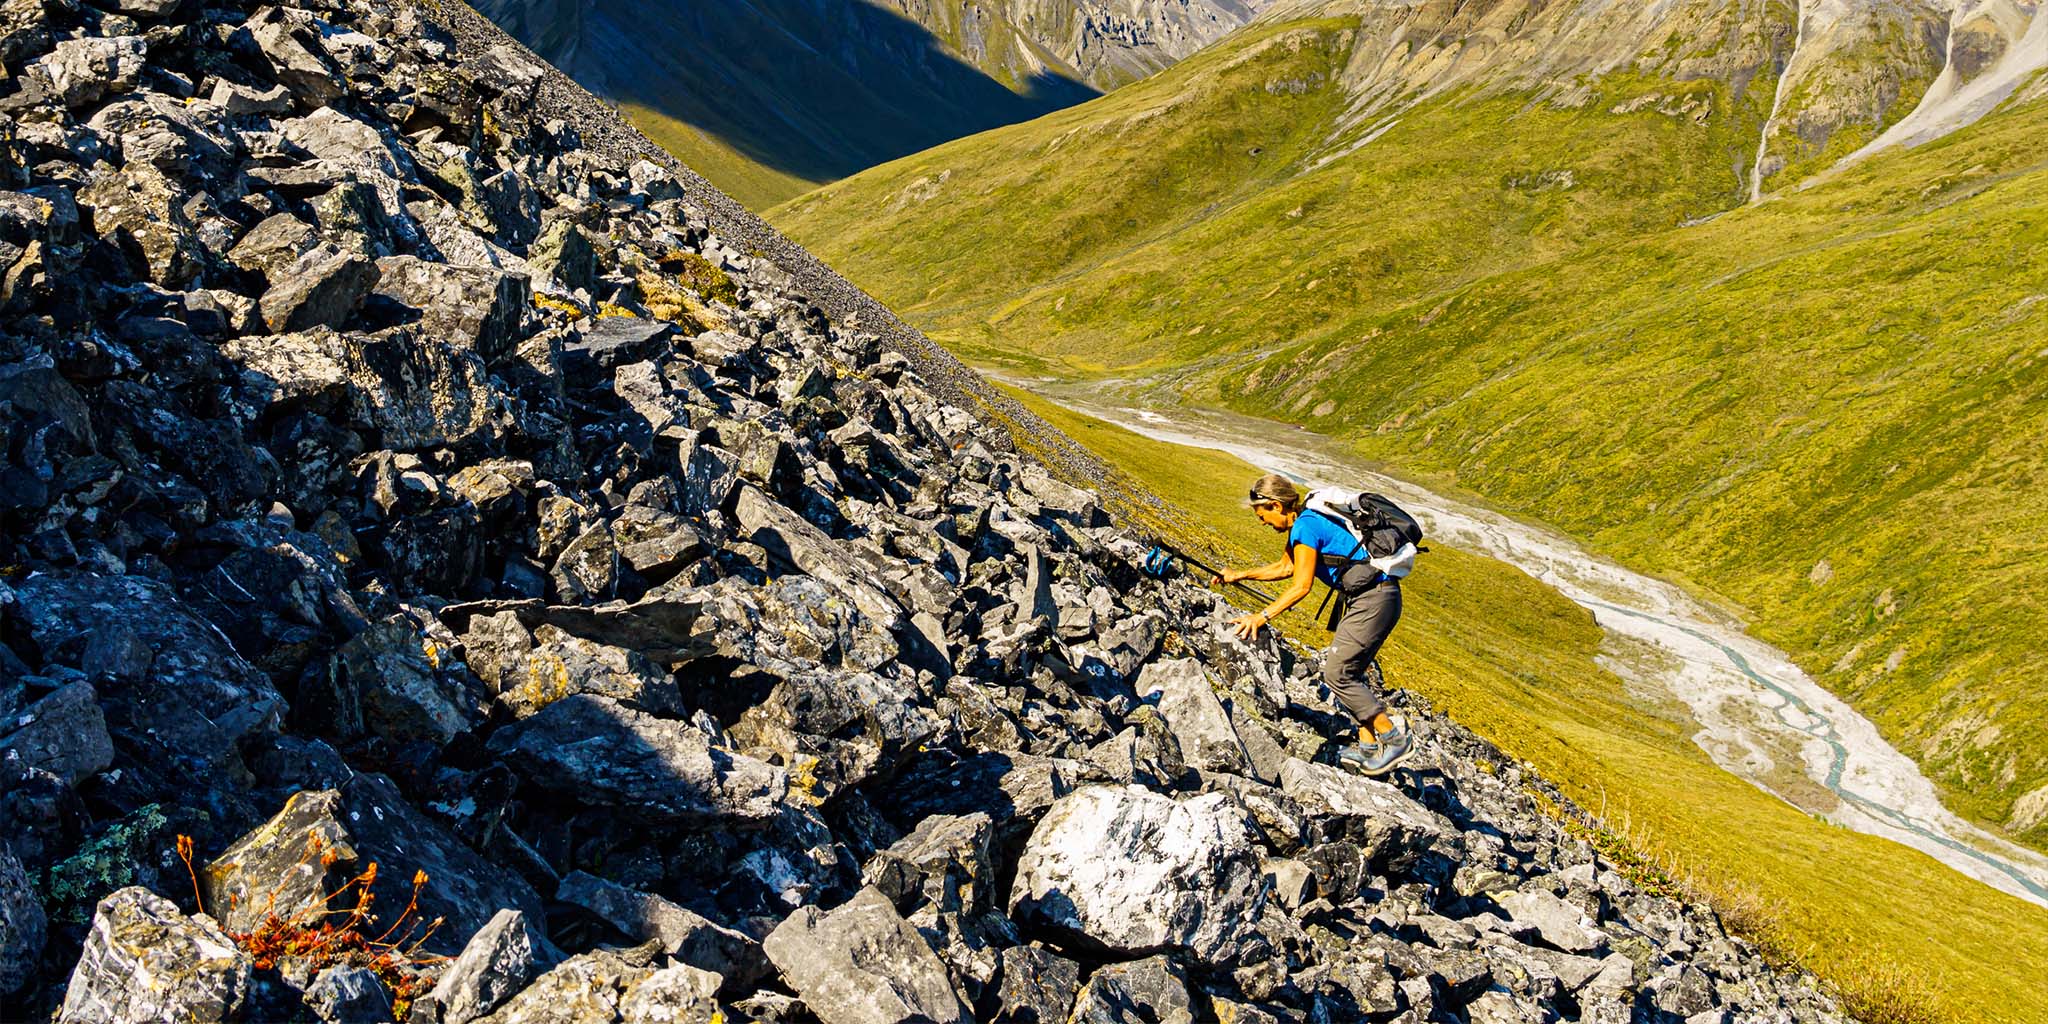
[1213,473,1414,775]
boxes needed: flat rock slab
[487,694,786,824]
[1496,889,1609,955]
[763,886,969,1024]
[1010,785,1265,966]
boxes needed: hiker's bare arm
[1229,545,1318,639]
[1219,558,1292,584]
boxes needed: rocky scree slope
[0,0,1845,1022]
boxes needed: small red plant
[176,834,448,1018]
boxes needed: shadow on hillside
[564,0,1100,191]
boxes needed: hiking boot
[1333,741,1378,773]
[1355,726,1413,777]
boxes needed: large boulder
[260,245,380,333]
[57,887,251,1024]
[35,36,147,109]
[487,694,786,824]
[201,775,543,956]
[1009,785,1265,966]
[762,885,970,1024]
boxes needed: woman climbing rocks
[1213,473,1414,776]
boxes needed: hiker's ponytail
[1249,473,1304,513]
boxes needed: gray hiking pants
[1324,581,1400,726]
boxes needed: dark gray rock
[549,523,616,603]
[0,841,44,995]
[77,162,201,288]
[488,693,786,824]
[1139,658,1251,778]
[370,256,531,360]
[303,965,393,1024]
[12,573,283,807]
[1280,759,1459,880]
[734,484,903,630]
[236,6,343,106]
[260,245,379,333]
[425,908,562,1024]
[612,504,707,579]
[201,775,543,957]
[1069,955,1195,1024]
[57,887,251,1024]
[496,624,682,718]
[207,78,292,116]
[464,949,651,1024]
[527,220,595,294]
[322,616,487,745]
[1495,889,1608,956]
[984,944,1080,1024]
[227,213,316,278]
[616,963,724,1023]
[555,871,764,985]
[863,812,996,917]
[562,316,673,374]
[762,885,970,1024]
[0,681,113,787]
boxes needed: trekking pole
[1141,538,1277,605]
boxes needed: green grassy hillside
[1012,388,2048,1024]
[769,10,2048,849]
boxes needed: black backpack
[1307,490,1425,560]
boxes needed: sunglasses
[1249,491,1278,506]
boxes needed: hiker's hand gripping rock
[1229,611,1269,640]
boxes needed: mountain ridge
[472,0,1278,206]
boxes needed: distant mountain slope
[770,0,2048,849]
[471,0,1274,206]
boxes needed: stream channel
[1016,378,2048,909]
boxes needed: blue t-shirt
[1288,511,1363,586]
